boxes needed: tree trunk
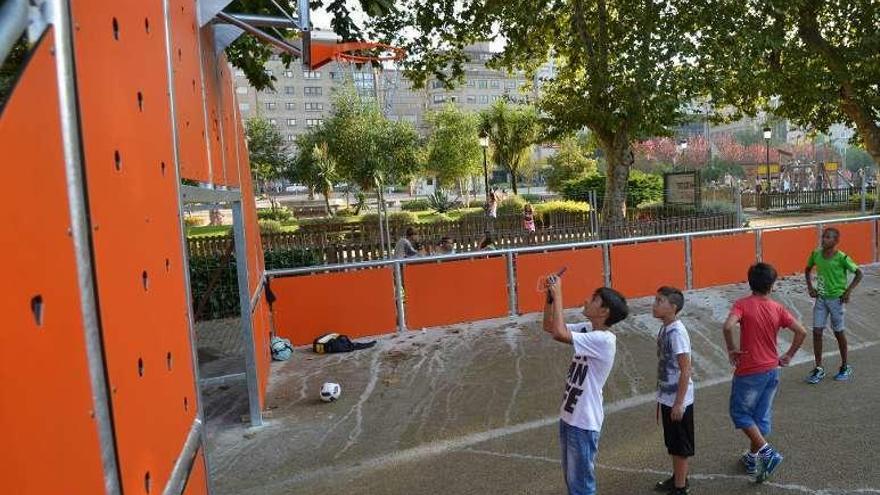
[508,166,519,195]
[308,186,315,201]
[323,187,333,216]
[600,133,634,236]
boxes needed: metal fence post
[506,252,518,316]
[393,261,406,332]
[231,202,262,427]
[873,220,878,263]
[755,229,763,262]
[685,236,693,290]
[602,243,612,287]
[735,183,744,226]
[861,173,867,214]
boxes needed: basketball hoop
[309,40,405,70]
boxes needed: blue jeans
[559,420,601,495]
[729,369,779,435]
[813,297,845,332]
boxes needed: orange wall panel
[218,60,241,187]
[200,27,225,184]
[692,233,756,288]
[828,221,874,264]
[169,0,210,182]
[182,449,208,495]
[761,227,818,276]
[611,240,686,298]
[0,30,107,495]
[272,269,398,345]
[71,2,201,492]
[405,257,509,328]
[516,249,605,314]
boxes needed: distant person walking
[393,227,420,259]
[523,203,536,233]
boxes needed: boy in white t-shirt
[652,286,693,495]
[543,275,630,495]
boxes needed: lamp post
[763,127,772,189]
[479,131,490,200]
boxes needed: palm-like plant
[312,142,338,216]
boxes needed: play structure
[2,2,879,494]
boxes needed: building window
[287,119,296,126]
[235,86,248,95]
[265,102,276,110]
[283,70,294,78]
[284,86,295,95]
[431,80,445,89]
[466,95,476,104]
[490,79,500,89]
[306,118,323,127]
[330,71,339,80]
[304,71,321,79]
[286,134,295,142]
[506,81,516,89]
[305,102,324,111]
[478,80,487,89]
[402,115,417,123]
[492,95,501,101]
[467,80,476,88]
[239,102,250,111]
[432,94,446,104]
[304,87,322,96]
[285,102,295,110]
[479,95,489,104]
[269,118,277,125]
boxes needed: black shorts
[661,404,695,457]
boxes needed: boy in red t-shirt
[722,263,807,483]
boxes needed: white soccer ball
[320,382,341,402]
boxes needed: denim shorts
[729,368,779,436]
[559,420,601,495]
[813,297,845,332]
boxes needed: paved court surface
[207,266,880,494]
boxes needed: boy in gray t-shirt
[652,286,693,495]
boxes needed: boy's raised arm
[779,319,807,366]
[545,276,572,344]
[722,313,744,367]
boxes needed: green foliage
[184,216,204,227]
[497,195,527,215]
[401,198,432,211]
[246,115,289,190]
[0,37,29,109]
[258,219,283,233]
[533,200,591,217]
[848,194,875,208]
[425,104,483,187]
[479,100,543,195]
[427,190,460,213]
[257,207,293,222]
[545,137,599,191]
[335,207,357,217]
[262,248,321,270]
[361,211,419,225]
[702,160,745,183]
[562,171,663,206]
[700,201,738,215]
[519,194,543,203]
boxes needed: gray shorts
[813,297,845,332]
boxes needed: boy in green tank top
[804,227,863,384]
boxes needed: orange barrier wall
[829,221,874,264]
[252,295,272,408]
[200,26,227,184]
[71,1,200,492]
[272,269,398,345]
[516,249,605,313]
[761,227,818,276]
[405,257,509,328]
[692,233,756,289]
[183,450,208,495]
[0,30,107,494]
[611,240,686,298]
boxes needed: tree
[424,104,482,191]
[0,38,29,108]
[545,136,598,192]
[479,99,542,195]
[245,115,289,208]
[365,0,702,227]
[702,1,880,168]
[289,130,338,215]
[311,142,338,215]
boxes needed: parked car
[284,184,309,193]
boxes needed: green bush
[263,247,321,270]
[428,190,461,213]
[257,207,293,222]
[335,207,357,217]
[361,211,419,225]
[700,201,738,215]
[520,193,543,204]
[497,195,527,215]
[561,171,663,206]
[184,215,204,227]
[401,198,432,211]
[467,199,487,208]
[258,219,283,233]
[848,193,875,208]
[534,200,590,217]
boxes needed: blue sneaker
[756,448,784,483]
[805,366,826,384]
[834,365,853,381]
[740,452,757,476]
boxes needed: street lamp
[763,127,772,189]
[479,130,490,200]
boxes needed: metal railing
[267,214,880,332]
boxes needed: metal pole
[482,147,490,201]
[860,170,867,214]
[232,202,263,427]
[163,0,213,487]
[684,236,693,290]
[215,11,302,57]
[755,229,763,262]
[602,243,611,287]
[162,418,204,495]
[734,182,743,226]
[765,138,771,188]
[50,0,122,492]
[393,262,406,332]
[376,189,386,258]
[506,252,518,316]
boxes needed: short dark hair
[747,262,777,294]
[593,287,629,326]
[657,286,684,314]
[823,227,840,239]
[405,227,417,237]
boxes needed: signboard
[756,163,780,175]
[664,171,701,206]
[824,161,839,171]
